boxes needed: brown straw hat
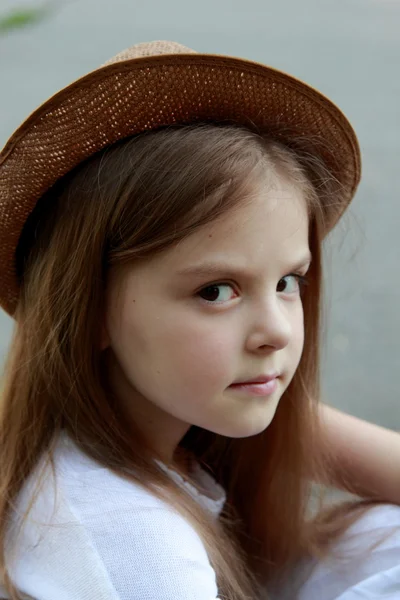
[0,40,361,317]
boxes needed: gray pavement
[1,0,399,429]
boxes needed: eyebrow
[176,252,312,279]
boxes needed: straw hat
[0,40,361,317]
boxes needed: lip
[230,373,279,385]
[228,378,278,397]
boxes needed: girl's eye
[197,283,236,304]
[197,275,308,305]
[277,274,308,295]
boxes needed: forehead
[161,176,310,271]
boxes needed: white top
[2,432,400,600]
[2,433,226,600]
[271,503,400,600]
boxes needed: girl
[0,40,399,600]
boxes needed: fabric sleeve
[82,502,220,600]
[292,504,400,600]
[5,464,220,600]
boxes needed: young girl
[0,40,399,600]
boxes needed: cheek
[160,321,236,389]
[109,299,236,387]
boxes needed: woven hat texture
[0,40,361,316]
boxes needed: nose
[245,295,292,352]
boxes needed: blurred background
[0,0,399,429]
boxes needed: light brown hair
[0,123,366,599]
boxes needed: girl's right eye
[197,283,237,305]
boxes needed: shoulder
[284,504,400,600]
[4,435,219,600]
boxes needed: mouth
[230,373,279,385]
[228,374,279,397]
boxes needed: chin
[214,410,278,439]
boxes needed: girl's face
[102,173,311,462]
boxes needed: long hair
[0,123,359,599]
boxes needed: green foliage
[0,4,52,34]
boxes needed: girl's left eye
[197,283,236,304]
[277,274,308,294]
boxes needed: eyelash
[297,274,309,291]
[196,273,309,305]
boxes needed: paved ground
[0,0,399,429]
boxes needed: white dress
[278,504,400,599]
[2,432,400,599]
[1,433,225,600]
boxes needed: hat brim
[0,53,361,316]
